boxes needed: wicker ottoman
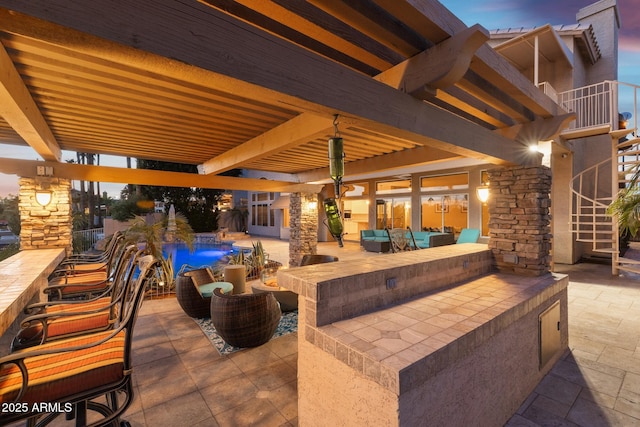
[210,288,281,347]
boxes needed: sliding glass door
[375,198,411,230]
[420,194,468,233]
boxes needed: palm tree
[124,213,195,290]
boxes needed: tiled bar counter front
[278,244,568,427]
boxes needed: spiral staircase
[565,81,640,275]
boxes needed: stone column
[289,192,318,267]
[488,166,552,276]
[18,177,73,255]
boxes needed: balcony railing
[556,80,640,133]
[537,81,558,103]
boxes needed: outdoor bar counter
[0,248,66,351]
[278,243,568,427]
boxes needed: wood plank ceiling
[0,0,563,189]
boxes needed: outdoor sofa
[360,229,455,252]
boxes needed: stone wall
[289,192,318,266]
[18,177,73,254]
[488,166,552,276]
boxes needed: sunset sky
[0,1,637,198]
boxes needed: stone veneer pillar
[289,192,318,267]
[487,166,552,276]
[18,177,73,255]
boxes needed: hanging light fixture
[324,114,346,247]
[328,114,345,198]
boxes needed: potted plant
[246,240,268,280]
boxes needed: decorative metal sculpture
[325,114,346,247]
[323,197,344,247]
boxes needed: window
[250,192,275,227]
[421,194,468,233]
[420,172,468,191]
[419,173,469,234]
[375,198,411,229]
[376,179,411,195]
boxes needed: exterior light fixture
[323,198,344,247]
[325,114,346,247]
[476,185,489,203]
[328,114,345,198]
[35,190,52,207]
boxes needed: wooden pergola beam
[377,24,489,97]
[200,113,333,175]
[0,158,324,193]
[199,24,489,175]
[377,0,561,118]
[0,1,529,167]
[296,145,461,183]
[0,41,61,162]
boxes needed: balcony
[548,80,640,140]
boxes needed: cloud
[620,36,640,54]
[618,0,640,49]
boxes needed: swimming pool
[163,242,234,275]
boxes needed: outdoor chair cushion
[1,330,126,405]
[48,271,108,287]
[360,229,388,241]
[198,281,234,298]
[12,297,113,350]
[457,228,481,243]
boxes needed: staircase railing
[569,158,616,254]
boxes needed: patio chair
[50,231,126,276]
[10,246,147,351]
[388,228,413,253]
[210,288,281,348]
[44,241,136,301]
[176,267,233,318]
[0,254,159,427]
[456,228,481,244]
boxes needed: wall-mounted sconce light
[307,201,318,210]
[476,185,489,203]
[35,190,53,207]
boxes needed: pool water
[163,242,234,275]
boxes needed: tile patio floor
[7,239,640,426]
